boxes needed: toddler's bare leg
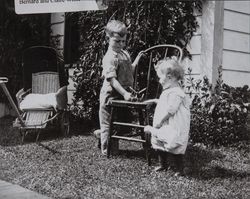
[154,150,168,172]
[174,154,185,175]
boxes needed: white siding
[223,30,250,53]
[0,103,8,118]
[195,16,202,35]
[222,1,250,87]
[187,35,202,55]
[223,51,250,72]
[224,10,250,33]
[183,54,201,74]
[67,68,75,104]
[184,15,202,80]
[0,103,16,118]
[222,70,250,87]
[224,1,250,14]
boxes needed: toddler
[144,58,190,174]
[97,20,142,155]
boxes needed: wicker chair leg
[35,130,41,142]
[20,130,26,143]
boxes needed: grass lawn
[0,116,249,199]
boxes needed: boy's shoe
[93,130,101,149]
[111,140,119,155]
[93,129,101,139]
[154,166,166,172]
[101,149,107,156]
[174,171,185,177]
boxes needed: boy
[97,20,142,155]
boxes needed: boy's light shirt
[101,48,119,79]
[101,48,133,88]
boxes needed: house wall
[0,103,11,118]
[222,1,250,87]
[182,0,216,82]
[182,13,202,79]
[184,0,250,88]
[67,68,75,104]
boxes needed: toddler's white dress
[151,87,190,154]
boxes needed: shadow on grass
[69,119,94,136]
[1,116,249,181]
[0,116,22,146]
[0,115,94,147]
[115,144,249,180]
[117,148,157,160]
[184,145,250,180]
[202,165,250,179]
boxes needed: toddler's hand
[144,125,153,133]
[154,122,162,129]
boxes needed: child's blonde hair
[105,20,128,38]
[155,58,184,81]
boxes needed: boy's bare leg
[100,129,108,155]
[99,104,110,155]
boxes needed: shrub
[72,0,202,122]
[186,66,250,146]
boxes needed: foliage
[0,1,50,102]
[186,66,250,146]
[72,0,202,122]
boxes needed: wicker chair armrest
[16,88,31,106]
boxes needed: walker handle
[0,77,8,83]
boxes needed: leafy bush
[72,0,202,122]
[186,66,250,146]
